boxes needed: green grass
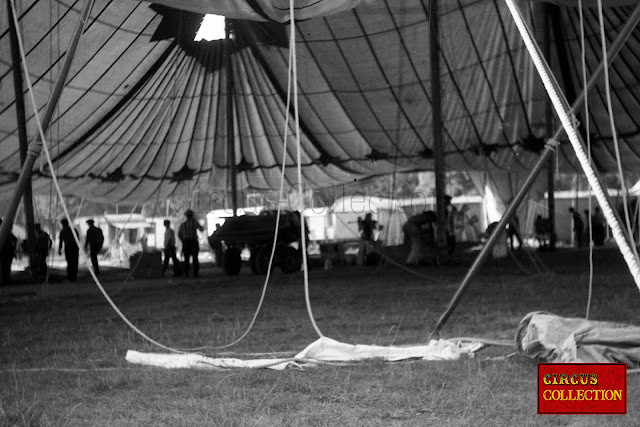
[1,247,639,426]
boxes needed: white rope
[105,204,145,296]
[579,0,594,320]
[105,36,181,297]
[102,203,138,254]
[188,24,297,351]
[11,0,315,356]
[73,197,85,223]
[504,0,640,290]
[118,33,190,293]
[290,0,324,338]
[596,0,639,261]
[9,0,194,356]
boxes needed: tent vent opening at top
[195,14,226,41]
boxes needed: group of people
[1,220,52,285]
[535,207,608,250]
[0,218,104,285]
[161,209,204,278]
[58,218,104,280]
[569,206,607,248]
[1,208,206,285]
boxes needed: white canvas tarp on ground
[516,311,640,367]
[126,336,483,370]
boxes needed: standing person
[569,208,585,248]
[139,231,148,253]
[0,219,18,286]
[358,213,381,265]
[209,224,223,268]
[535,215,550,248]
[58,218,79,282]
[162,220,182,277]
[178,210,203,278]
[34,223,52,278]
[85,219,104,275]
[359,213,378,241]
[592,206,606,246]
[507,216,523,251]
[444,195,458,255]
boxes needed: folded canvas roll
[516,311,640,367]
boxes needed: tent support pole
[543,4,556,250]
[7,0,38,277]
[430,145,555,338]
[505,0,640,272]
[0,0,95,254]
[430,0,447,251]
[430,1,640,337]
[226,19,238,217]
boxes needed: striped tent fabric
[1,0,640,203]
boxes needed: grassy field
[1,247,639,426]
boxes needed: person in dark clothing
[58,218,79,281]
[0,219,17,286]
[592,207,606,246]
[357,213,382,265]
[162,219,182,276]
[34,223,52,278]
[534,215,550,248]
[569,207,585,248]
[506,216,523,251]
[178,210,203,278]
[209,224,223,268]
[445,195,458,255]
[358,213,378,242]
[85,219,104,275]
[403,211,436,264]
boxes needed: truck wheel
[280,246,302,274]
[223,247,242,276]
[250,247,271,275]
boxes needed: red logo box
[537,363,627,414]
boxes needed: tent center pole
[6,0,38,278]
[226,19,238,218]
[504,0,640,284]
[0,0,95,263]
[542,3,556,250]
[430,0,447,252]
[430,0,640,337]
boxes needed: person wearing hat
[178,209,204,278]
[58,218,79,281]
[162,219,182,277]
[85,219,104,275]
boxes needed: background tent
[330,195,407,245]
[1,0,640,207]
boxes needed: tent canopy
[1,0,640,204]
